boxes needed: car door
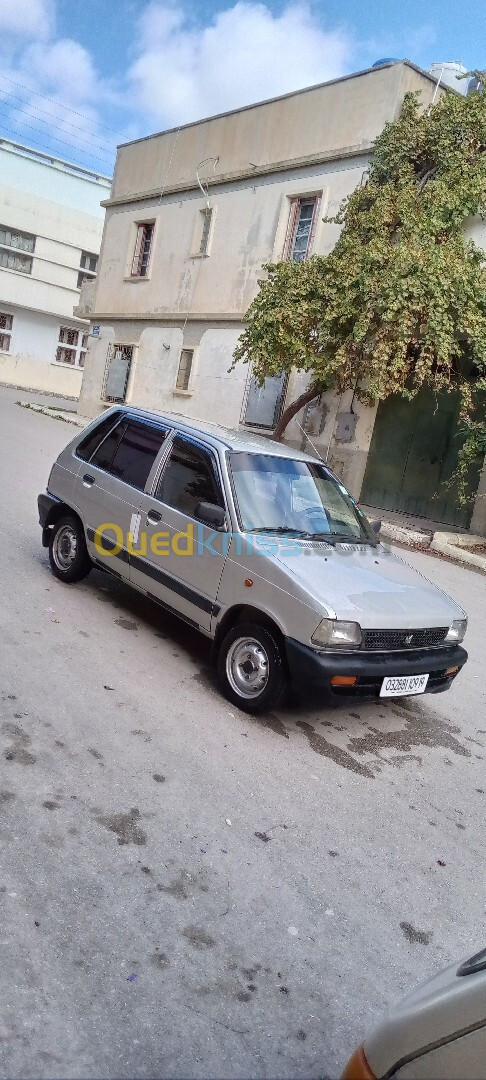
[130,434,228,632]
[75,416,168,577]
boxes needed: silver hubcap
[226,636,269,699]
[53,524,77,571]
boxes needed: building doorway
[360,387,482,528]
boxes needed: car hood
[272,542,463,629]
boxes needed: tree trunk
[272,384,320,440]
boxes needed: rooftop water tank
[429,61,468,94]
[372,58,400,67]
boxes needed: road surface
[1,385,485,1079]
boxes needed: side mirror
[371,519,382,535]
[195,501,226,530]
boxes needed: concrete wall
[110,63,439,202]
[0,306,83,396]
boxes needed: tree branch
[272,384,321,440]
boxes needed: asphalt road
[1,384,485,1080]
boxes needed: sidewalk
[360,503,486,572]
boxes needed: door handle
[83,474,95,487]
[146,509,162,525]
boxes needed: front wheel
[48,514,92,583]
[217,621,288,714]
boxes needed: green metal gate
[360,387,481,527]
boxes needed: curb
[430,533,486,571]
[378,521,432,548]
[16,401,89,427]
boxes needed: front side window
[90,420,167,489]
[56,326,86,367]
[103,344,134,402]
[284,198,318,262]
[0,224,35,274]
[131,222,154,277]
[0,310,13,352]
[229,453,376,543]
[156,437,223,518]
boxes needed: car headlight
[444,618,468,644]
[312,619,362,649]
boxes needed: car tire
[48,514,92,583]
[217,621,288,714]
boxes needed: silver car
[342,947,486,1078]
[38,406,468,714]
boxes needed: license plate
[380,674,429,698]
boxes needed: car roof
[118,405,322,462]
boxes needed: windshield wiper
[308,531,365,543]
[248,526,311,536]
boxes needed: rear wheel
[48,514,92,583]
[217,621,288,714]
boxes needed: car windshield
[229,453,376,543]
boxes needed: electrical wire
[0,73,127,139]
[0,122,113,171]
[0,106,115,159]
[0,86,117,151]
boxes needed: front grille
[362,627,449,651]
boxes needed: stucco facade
[77,61,485,533]
[0,140,111,396]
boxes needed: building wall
[0,306,83,396]
[0,140,110,395]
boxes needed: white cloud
[130,1,353,127]
[0,0,54,39]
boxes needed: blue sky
[0,0,483,176]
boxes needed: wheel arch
[212,604,286,657]
[42,503,83,546]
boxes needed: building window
[0,311,13,352]
[103,344,134,402]
[175,349,194,391]
[284,197,319,262]
[77,251,98,289]
[55,326,88,367]
[131,223,154,277]
[0,224,35,274]
[199,209,213,255]
[244,372,287,428]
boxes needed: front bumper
[285,639,468,700]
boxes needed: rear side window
[91,420,127,472]
[76,411,122,461]
[107,421,167,489]
[155,436,223,518]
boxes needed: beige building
[0,139,110,397]
[78,61,486,534]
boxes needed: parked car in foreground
[342,947,486,1078]
[38,407,468,713]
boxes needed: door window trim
[148,431,227,523]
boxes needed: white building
[0,138,111,397]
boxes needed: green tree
[233,77,486,467]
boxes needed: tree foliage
[233,76,486,467]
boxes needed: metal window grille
[283,198,319,262]
[0,332,11,351]
[176,349,194,390]
[0,225,35,253]
[59,326,79,346]
[0,312,13,332]
[131,223,154,277]
[199,209,212,254]
[56,346,76,365]
[103,344,133,402]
